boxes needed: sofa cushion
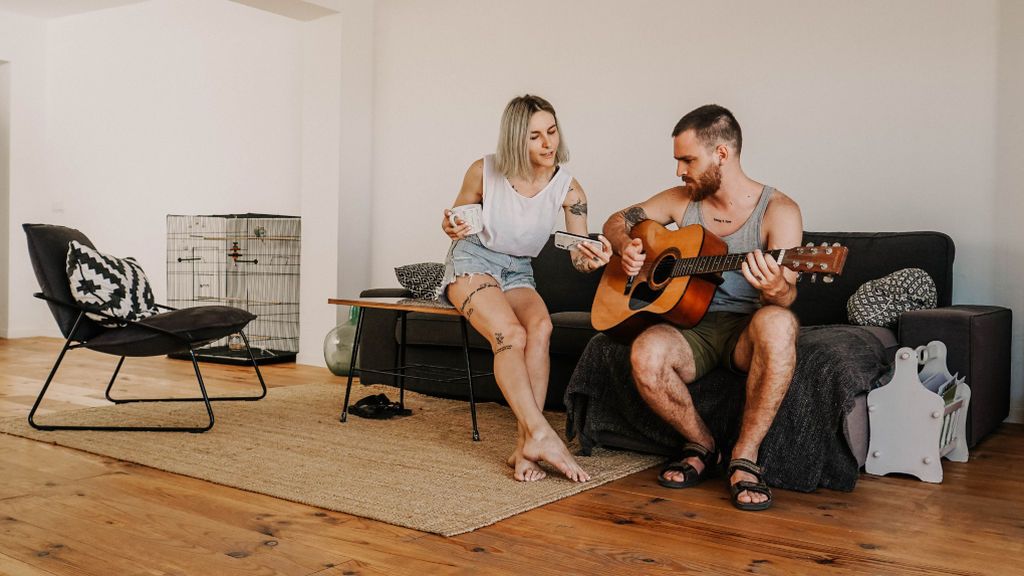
[394,262,445,300]
[400,310,597,357]
[847,267,937,328]
[532,237,603,314]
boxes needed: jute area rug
[0,383,661,536]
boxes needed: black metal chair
[22,223,267,433]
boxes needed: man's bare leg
[631,324,717,483]
[446,276,589,482]
[504,288,553,481]
[729,305,798,505]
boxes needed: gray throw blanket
[565,325,889,492]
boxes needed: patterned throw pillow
[847,268,937,329]
[66,240,160,327]
[394,262,445,300]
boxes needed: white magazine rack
[866,340,971,483]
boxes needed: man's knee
[630,329,695,386]
[749,306,798,345]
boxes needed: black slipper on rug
[350,394,412,420]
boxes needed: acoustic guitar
[591,221,848,340]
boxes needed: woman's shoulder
[466,157,485,178]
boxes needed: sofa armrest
[898,305,1012,446]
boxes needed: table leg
[399,311,407,409]
[340,307,365,423]
[460,316,481,441]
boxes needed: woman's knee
[525,315,553,345]
[490,323,527,353]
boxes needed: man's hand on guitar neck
[621,238,646,276]
[740,249,796,307]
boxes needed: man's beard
[683,163,722,202]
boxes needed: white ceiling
[0,0,150,19]
[0,0,337,20]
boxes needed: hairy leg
[446,275,589,482]
[503,288,553,481]
[630,324,716,483]
[729,305,799,504]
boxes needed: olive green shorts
[676,311,753,380]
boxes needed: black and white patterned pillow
[847,267,937,329]
[66,240,159,327]
[394,262,445,300]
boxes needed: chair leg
[106,331,267,403]
[28,317,216,433]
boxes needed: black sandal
[727,458,773,511]
[657,442,719,489]
[350,394,412,420]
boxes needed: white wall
[40,0,304,313]
[370,0,998,298]
[995,0,1024,422]
[297,4,342,366]
[368,0,1019,420]
[2,0,349,367]
[0,62,10,336]
[0,10,46,338]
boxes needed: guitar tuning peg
[825,247,833,254]
[832,242,840,247]
[796,272,803,283]
[823,274,834,284]
[821,242,829,247]
[805,242,814,247]
[810,273,818,283]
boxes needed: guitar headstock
[779,242,848,284]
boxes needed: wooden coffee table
[327,297,490,440]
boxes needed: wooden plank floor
[1,337,1021,575]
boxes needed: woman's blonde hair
[494,94,569,180]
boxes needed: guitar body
[592,222,727,340]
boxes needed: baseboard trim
[1,327,62,339]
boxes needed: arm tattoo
[568,199,588,217]
[621,206,649,230]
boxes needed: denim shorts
[441,235,536,303]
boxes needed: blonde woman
[440,95,612,482]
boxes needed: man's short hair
[671,104,742,155]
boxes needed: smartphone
[554,231,604,252]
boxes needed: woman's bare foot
[522,431,590,482]
[507,449,547,482]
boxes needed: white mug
[448,204,483,235]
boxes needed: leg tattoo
[459,281,499,313]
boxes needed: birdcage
[166,214,300,364]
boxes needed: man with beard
[601,104,803,511]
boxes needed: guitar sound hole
[650,256,675,285]
[629,283,662,311]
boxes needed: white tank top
[478,154,573,257]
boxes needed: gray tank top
[679,186,775,313]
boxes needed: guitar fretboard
[660,249,786,278]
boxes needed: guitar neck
[669,249,786,277]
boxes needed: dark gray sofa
[358,231,1011,448]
